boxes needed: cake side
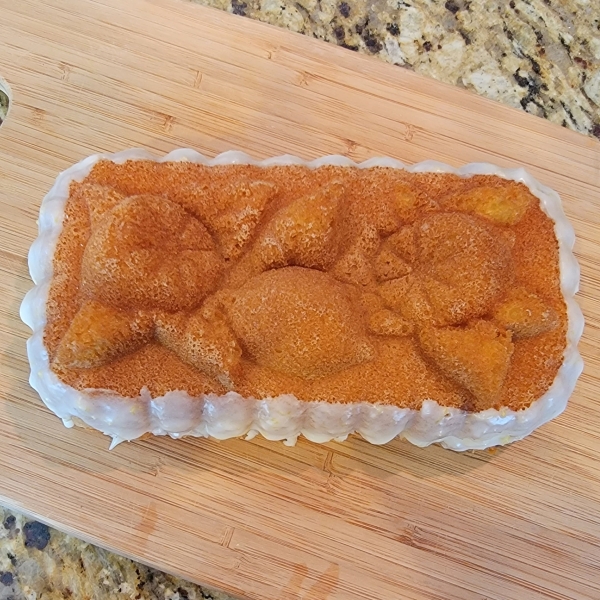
[20,150,584,450]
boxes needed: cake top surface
[44,160,567,412]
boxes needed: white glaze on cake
[20,149,584,450]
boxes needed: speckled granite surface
[1,0,599,598]
[0,508,231,600]
[191,0,600,138]
[0,91,8,125]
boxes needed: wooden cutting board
[1,1,599,598]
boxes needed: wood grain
[0,0,599,598]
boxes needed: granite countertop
[1,1,599,599]
[194,0,600,138]
[0,508,228,600]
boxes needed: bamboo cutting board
[1,0,600,598]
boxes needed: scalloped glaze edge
[20,149,585,451]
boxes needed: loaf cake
[20,150,584,450]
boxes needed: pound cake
[20,150,584,450]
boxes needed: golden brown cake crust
[44,161,567,412]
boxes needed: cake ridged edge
[19,149,585,451]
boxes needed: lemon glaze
[20,149,584,450]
